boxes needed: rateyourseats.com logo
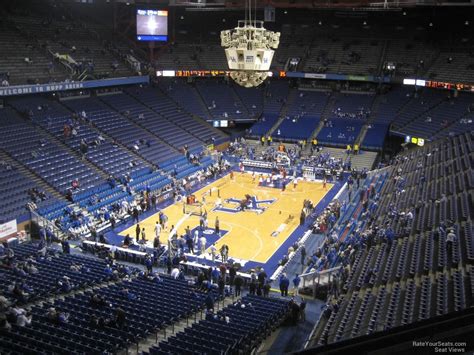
[412,341,468,353]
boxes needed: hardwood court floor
[120,174,332,264]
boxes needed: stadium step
[375,39,389,75]
[354,93,381,148]
[305,121,325,151]
[137,293,241,354]
[9,105,112,181]
[193,84,220,121]
[0,150,64,200]
[354,124,369,147]
[320,147,378,171]
[266,88,298,137]
[433,109,472,138]
[300,92,337,151]
[320,93,337,124]
[230,84,251,118]
[97,95,174,168]
[157,85,227,139]
[393,94,445,132]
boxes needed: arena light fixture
[220,0,280,88]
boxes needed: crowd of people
[0,237,128,331]
[332,106,371,120]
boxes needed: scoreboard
[176,70,230,77]
[156,70,275,78]
[404,78,474,92]
[425,80,474,91]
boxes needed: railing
[77,69,90,82]
[49,49,75,75]
[29,209,66,240]
[125,54,142,74]
[300,266,342,298]
[305,318,388,350]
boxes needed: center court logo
[213,196,276,214]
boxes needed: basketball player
[199,235,207,255]
[271,173,278,187]
[154,221,161,238]
[239,162,244,174]
[194,229,200,249]
[210,244,217,262]
[162,213,169,231]
[252,171,256,183]
[215,216,220,235]
[230,170,234,180]
[293,177,298,189]
[323,178,327,190]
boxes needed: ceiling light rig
[220,0,280,88]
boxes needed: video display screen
[136,9,168,41]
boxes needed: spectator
[299,298,306,322]
[205,293,214,311]
[61,240,70,254]
[257,268,267,288]
[229,265,236,286]
[234,274,243,296]
[171,267,180,279]
[289,298,300,324]
[249,280,257,295]
[145,254,153,273]
[115,307,126,329]
[218,277,225,296]
[300,245,306,265]
[446,229,456,256]
[90,293,108,307]
[135,223,141,242]
[279,273,290,297]
[71,179,80,190]
[0,292,11,311]
[0,316,11,331]
[293,274,301,296]
[15,308,32,327]
[263,281,271,297]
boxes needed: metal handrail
[29,209,66,241]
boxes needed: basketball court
[119,173,333,265]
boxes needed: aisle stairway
[319,147,378,171]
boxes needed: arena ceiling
[112,0,474,9]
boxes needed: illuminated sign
[176,70,231,77]
[154,69,391,82]
[162,70,175,77]
[136,9,168,42]
[156,70,273,78]
[406,135,425,146]
[403,78,474,92]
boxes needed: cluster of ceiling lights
[220,0,280,88]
